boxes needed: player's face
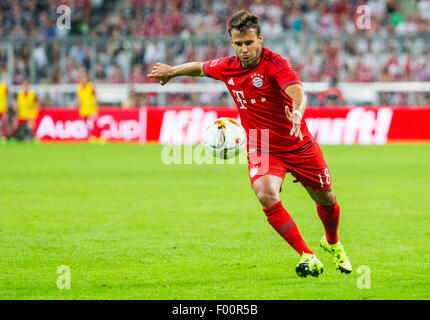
[230,29,263,68]
[22,81,29,91]
[80,74,88,84]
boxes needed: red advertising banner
[304,106,430,144]
[34,106,430,144]
[35,108,145,142]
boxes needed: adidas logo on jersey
[228,78,234,85]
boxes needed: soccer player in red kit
[148,10,351,277]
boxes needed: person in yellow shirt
[77,72,103,143]
[13,79,39,142]
[0,81,8,144]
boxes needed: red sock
[263,201,313,255]
[316,198,340,244]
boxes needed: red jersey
[203,47,312,154]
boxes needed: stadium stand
[0,0,429,107]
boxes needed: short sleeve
[203,58,228,82]
[272,55,302,91]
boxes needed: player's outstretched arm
[285,84,308,141]
[147,62,205,86]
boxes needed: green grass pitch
[0,143,429,300]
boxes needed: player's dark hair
[228,10,261,36]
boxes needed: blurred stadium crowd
[0,0,429,107]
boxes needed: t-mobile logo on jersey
[232,90,247,109]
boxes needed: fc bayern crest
[251,73,264,88]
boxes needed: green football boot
[320,235,352,274]
[295,253,324,278]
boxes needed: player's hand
[285,107,303,141]
[147,62,172,86]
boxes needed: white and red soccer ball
[202,117,247,159]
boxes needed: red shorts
[248,141,332,191]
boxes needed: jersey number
[318,168,331,187]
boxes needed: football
[202,117,247,159]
